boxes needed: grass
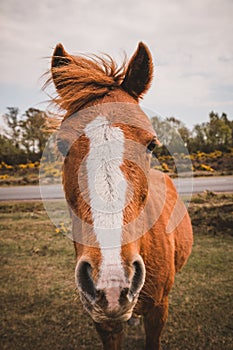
[0,194,232,349]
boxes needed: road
[0,176,232,201]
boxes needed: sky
[0,0,233,130]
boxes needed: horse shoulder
[149,169,193,273]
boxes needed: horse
[48,42,193,350]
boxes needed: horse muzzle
[75,256,146,323]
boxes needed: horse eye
[57,138,70,156]
[147,139,156,152]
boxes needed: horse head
[51,42,158,322]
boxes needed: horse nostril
[95,289,108,309]
[96,289,105,302]
[121,287,129,297]
[120,287,129,300]
[76,261,96,302]
[128,259,145,301]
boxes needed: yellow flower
[19,164,27,169]
[0,175,9,179]
[162,163,169,172]
[200,164,214,172]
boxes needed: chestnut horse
[49,42,193,350]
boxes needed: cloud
[0,0,232,127]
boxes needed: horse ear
[51,43,72,92]
[121,42,153,99]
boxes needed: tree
[189,112,232,152]
[1,107,51,164]
[151,116,191,155]
[3,107,21,148]
[189,123,207,152]
[20,108,50,156]
[178,126,191,148]
[0,134,27,164]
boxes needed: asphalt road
[0,176,232,201]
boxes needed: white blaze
[84,116,127,308]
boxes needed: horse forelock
[46,54,128,116]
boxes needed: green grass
[0,195,232,349]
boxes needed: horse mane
[45,53,127,117]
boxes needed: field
[0,193,233,349]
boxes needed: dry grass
[0,194,232,349]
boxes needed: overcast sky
[0,0,232,129]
